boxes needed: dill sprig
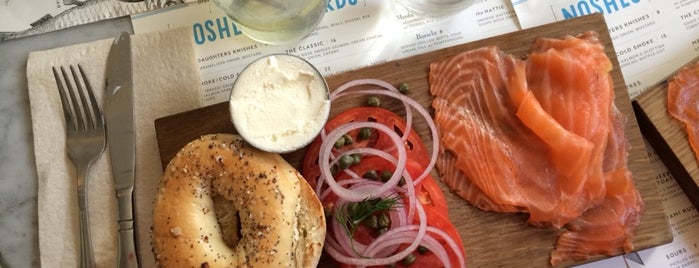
[335,196,401,257]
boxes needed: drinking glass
[396,0,476,17]
[212,0,327,45]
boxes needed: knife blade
[104,32,140,268]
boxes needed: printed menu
[132,0,519,105]
[132,1,699,267]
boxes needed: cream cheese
[229,54,330,153]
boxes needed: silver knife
[104,32,140,268]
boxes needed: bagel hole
[213,194,242,248]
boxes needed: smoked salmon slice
[667,61,699,163]
[551,108,644,264]
[429,31,643,266]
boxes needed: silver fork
[52,64,106,268]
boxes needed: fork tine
[70,65,96,130]
[70,65,94,130]
[61,66,87,131]
[77,64,103,130]
[53,66,77,132]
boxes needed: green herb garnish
[335,196,401,257]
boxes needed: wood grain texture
[154,13,672,267]
[633,58,699,210]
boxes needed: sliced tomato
[329,156,448,216]
[323,107,430,163]
[334,155,395,181]
[332,205,465,268]
[384,205,465,268]
[302,107,431,186]
[417,204,465,267]
[414,174,449,217]
[302,135,324,190]
[302,105,463,267]
[402,159,449,217]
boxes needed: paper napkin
[27,27,202,268]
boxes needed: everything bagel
[152,134,326,267]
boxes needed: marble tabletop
[0,1,181,266]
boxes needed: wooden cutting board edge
[153,13,673,267]
[633,66,699,210]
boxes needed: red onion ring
[312,78,462,267]
[364,232,451,268]
[323,198,428,266]
[324,78,414,144]
[364,225,466,268]
[318,145,419,222]
[333,88,439,185]
[330,182,409,258]
[319,122,407,202]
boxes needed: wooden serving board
[633,58,699,210]
[154,14,672,267]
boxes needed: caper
[380,171,392,182]
[365,214,379,229]
[343,134,354,145]
[339,154,355,169]
[377,212,391,228]
[358,127,373,140]
[367,95,382,107]
[334,136,346,148]
[364,170,378,180]
[400,253,416,266]
[352,154,362,165]
[398,176,406,187]
[347,202,359,216]
[417,245,429,255]
[398,82,410,94]
[330,165,338,175]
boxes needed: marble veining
[0,74,39,267]
[0,1,153,266]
